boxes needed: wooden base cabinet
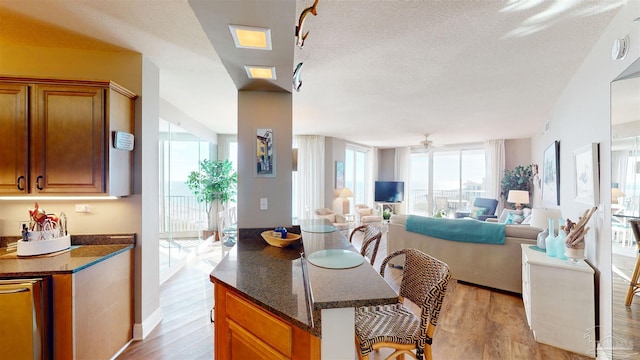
[52,249,133,359]
[0,77,136,196]
[214,282,320,360]
[521,245,596,357]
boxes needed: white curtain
[394,147,410,214]
[484,139,505,201]
[368,147,379,207]
[292,135,325,220]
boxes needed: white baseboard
[132,307,163,340]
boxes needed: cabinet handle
[17,176,25,191]
[36,176,44,190]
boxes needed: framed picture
[574,143,599,205]
[335,161,345,189]
[256,128,275,177]
[542,140,560,206]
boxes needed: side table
[521,244,595,356]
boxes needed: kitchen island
[210,222,398,359]
[0,234,135,359]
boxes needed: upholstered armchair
[354,204,383,226]
[455,197,498,221]
[315,208,350,234]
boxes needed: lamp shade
[529,208,563,230]
[507,190,529,205]
[340,188,354,198]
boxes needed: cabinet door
[0,83,29,194]
[32,85,105,193]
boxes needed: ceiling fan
[412,134,441,152]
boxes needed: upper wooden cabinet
[0,77,137,196]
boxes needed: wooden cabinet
[521,245,596,357]
[214,282,320,360]
[0,77,136,196]
[51,249,133,360]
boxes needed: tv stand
[376,202,402,215]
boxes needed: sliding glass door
[408,147,485,217]
[159,119,215,282]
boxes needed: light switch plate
[260,198,268,210]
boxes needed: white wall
[530,1,640,348]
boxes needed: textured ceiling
[0,0,626,148]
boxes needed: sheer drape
[394,147,410,214]
[484,139,505,201]
[292,135,325,220]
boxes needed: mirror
[611,57,640,358]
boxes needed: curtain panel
[292,135,325,220]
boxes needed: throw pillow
[505,212,525,224]
[469,207,488,219]
[335,214,346,223]
[359,208,373,216]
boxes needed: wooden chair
[624,219,640,306]
[355,248,451,360]
[349,224,383,265]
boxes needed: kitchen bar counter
[0,234,135,277]
[210,222,398,358]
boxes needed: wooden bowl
[261,231,302,248]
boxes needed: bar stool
[624,219,640,306]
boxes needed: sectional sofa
[387,214,540,293]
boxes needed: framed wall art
[542,140,560,206]
[335,161,345,189]
[574,143,600,205]
[256,128,275,177]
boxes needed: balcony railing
[408,188,487,215]
[159,195,208,234]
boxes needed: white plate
[307,249,364,269]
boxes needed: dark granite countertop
[0,234,135,277]
[209,221,398,337]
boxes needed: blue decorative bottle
[545,218,556,257]
[555,222,567,260]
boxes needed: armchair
[315,208,350,235]
[354,204,383,226]
[455,197,498,221]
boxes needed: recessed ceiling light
[244,66,277,80]
[229,25,272,50]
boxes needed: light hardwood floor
[118,233,592,360]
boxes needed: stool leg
[625,251,640,306]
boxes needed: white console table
[521,244,596,357]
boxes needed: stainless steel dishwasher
[0,277,50,360]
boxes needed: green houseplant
[186,159,237,236]
[500,164,533,208]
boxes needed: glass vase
[545,218,556,257]
[555,223,567,260]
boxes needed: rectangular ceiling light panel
[244,66,277,80]
[229,25,272,50]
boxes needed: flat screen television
[374,181,405,203]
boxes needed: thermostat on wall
[113,131,135,151]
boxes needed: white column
[321,308,356,360]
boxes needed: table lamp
[339,187,354,215]
[507,190,530,210]
[530,207,563,249]
[611,187,625,204]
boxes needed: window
[345,146,369,211]
[408,147,485,217]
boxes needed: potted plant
[186,159,237,239]
[500,164,533,208]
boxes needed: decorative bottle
[545,218,556,257]
[555,222,567,260]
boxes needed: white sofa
[387,214,540,294]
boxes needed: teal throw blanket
[405,215,506,244]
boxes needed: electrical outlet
[260,198,268,210]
